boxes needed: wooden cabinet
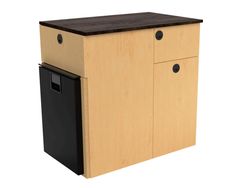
[153,58,199,157]
[39,12,202,178]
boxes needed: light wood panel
[80,78,90,177]
[153,57,198,157]
[83,29,154,177]
[40,26,86,77]
[154,24,200,63]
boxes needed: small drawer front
[154,24,200,63]
[40,26,85,77]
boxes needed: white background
[0,0,234,187]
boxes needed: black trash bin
[39,63,84,175]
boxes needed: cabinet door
[153,58,198,157]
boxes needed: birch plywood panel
[154,24,200,63]
[153,57,198,157]
[84,29,154,177]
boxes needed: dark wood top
[39,12,203,36]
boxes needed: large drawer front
[153,57,198,156]
[40,26,85,77]
[154,24,200,63]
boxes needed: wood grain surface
[154,24,200,63]
[153,57,198,157]
[40,12,202,36]
[83,29,154,177]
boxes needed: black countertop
[39,12,203,36]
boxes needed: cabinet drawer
[40,26,85,77]
[154,24,200,63]
[153,57,198,156]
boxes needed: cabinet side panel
[153,58,198,157]
[40,25,86,77]
[80,78,91,177]
[84,29,154,177]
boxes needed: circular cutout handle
[155,30,163,40]
[172,64,180,73]
[57,34,63,44]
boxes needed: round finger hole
[57,34,63,44]
[155,30,163,40]
[172,64,180,73]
